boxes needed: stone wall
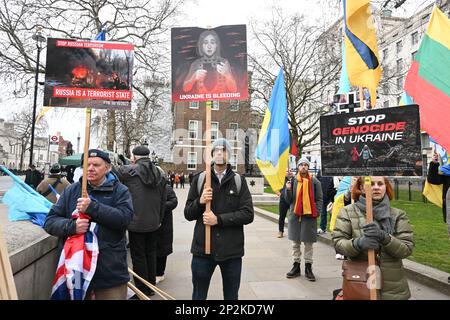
[1,205,58,299]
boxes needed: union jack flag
[50,210,99,300]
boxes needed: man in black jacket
[185,138,254,300]
[114,145,167,297]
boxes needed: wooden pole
[81,108,92,198]
[204,101,212,255]
[360,86,378,300]
[0,224,18,300]
[364,176,378,300]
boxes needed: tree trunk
[107,110,116,151]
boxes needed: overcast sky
[0,0,435,150]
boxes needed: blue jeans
[191,255,242,300]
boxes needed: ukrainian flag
[344,0,381,106]
[256,69,290,192]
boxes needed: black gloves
[363,222,391,245]
[353,236,380,252]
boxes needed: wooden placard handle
[364,176,378,300]
[205,101,212,255]
[81,108,91,199]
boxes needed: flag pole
[81,108,92,198]
[204,100,212,255]
[360,86,378,300]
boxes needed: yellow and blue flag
[343,0,381,106]
[256,69,290,192]
[338,36,351,94]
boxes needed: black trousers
[156,256,167,277]
[279,200,290,232]
[129,231,157,294]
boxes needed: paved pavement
[152,187,450,300]
[0,176,448,300]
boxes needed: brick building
[171,99,260,174]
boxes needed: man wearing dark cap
[37,163,71,204]
[114,145,167,297]
[185,138,254,300]
[44,149,134,300]
[25,163,43,189]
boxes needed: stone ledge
[254,206,450,296]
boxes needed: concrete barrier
[1,204,58,299]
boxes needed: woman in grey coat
[284,158,323,281]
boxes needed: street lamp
[29,26,46,167]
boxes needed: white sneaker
[335,253,345,260]
[317,228,326,234]
[156,275,165,284]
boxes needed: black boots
[305,263,316,281]
[286,262,301,278]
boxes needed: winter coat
[427,161,450,223]
[44,173,134,290]
[332,203,414,300]
[114,158,167,232]
[36,174,71,204]
[156,185,178,257]
[284,175,323,243]
[184,164,254,261]
[25,169,42,189]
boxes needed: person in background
[156,184,178,284]
[25,164,43,189]
[427,151,450,283]
[284,158,323,282]
[316,169,335,234]
[276,169,293,238]
[114,145,167,298]
[332,176,414,300]
[37,163,71,204]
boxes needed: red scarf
[293,173,318,218]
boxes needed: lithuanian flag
[404,6,450,151]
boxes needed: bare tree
[250,8,340,156]
[0,0,184,149]
[10,109,48,169]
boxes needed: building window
[187,152,197,170]
[189,101,199,109]
[396,40,402,54]
[411,31,419,46]
[211,121,219,140]
[382,48,388,60]
[39,154,44,160]
[383,100,389,108]
[229,122,238,140]
[188,120,198,139]
[230,100,240,111]
[397,77,403,91]
[230,153,238,171]
[383,83,389,94]
[396,58,403,73]
[211,100,219,110]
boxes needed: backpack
[197,171,242,195]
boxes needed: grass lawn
[258,200,450,273]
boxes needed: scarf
[355,195,394,235]
[293,173,317,217]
